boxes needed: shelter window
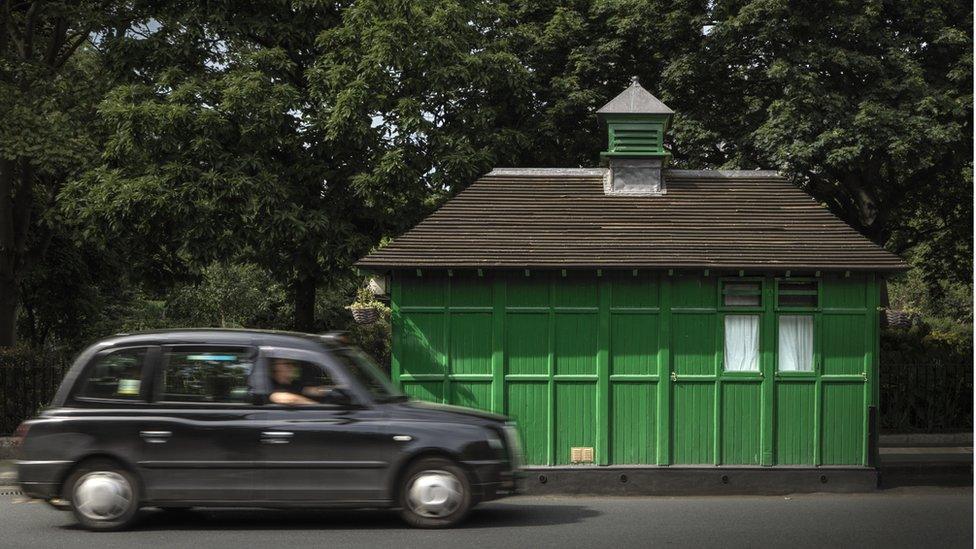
[778,315,814,372]
[722,281,762,307]
[724,315,760,371]
[777,280,818,308]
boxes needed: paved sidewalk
[880,445,973,463]
[0,460,14,487]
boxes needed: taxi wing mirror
[324,386,354,406]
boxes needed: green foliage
[167,263,290,328]
[888,266,973,325]
[0,1,133,345]
[61,0,539,332]
[16,230,168,349]
[882,324,973,367]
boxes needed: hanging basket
[881,309,917,329]
[350,307,380,325]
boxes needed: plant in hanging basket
[347,287,384,325]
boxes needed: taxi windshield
[330,346,406,402]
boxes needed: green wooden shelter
[357,79,907,468]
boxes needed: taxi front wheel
[64,459,141,531]
[398,457,473,528]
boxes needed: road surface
[0,487,971,549]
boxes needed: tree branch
[52,27,92,68]
[0,1,9,57]
[21,0,38,59]
[43,15,68,66]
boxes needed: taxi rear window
[75,347,148,401]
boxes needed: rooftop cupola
[598,77,673,195]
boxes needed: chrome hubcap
[406,470,462,518]
[73,471,132,521]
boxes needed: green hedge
[879,326,973,432]
[0,347,71,435]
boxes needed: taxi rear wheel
[64,459,141,531]
[398,457,472,528]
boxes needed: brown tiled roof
[356,168,907,271]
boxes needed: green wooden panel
[822,276,866,309]
[506,382,548,465]
[776,381,816,465]
[611,382,656,464]
[507,273,550,307]
[610,314,659,375]
[672,275,716,308]
[611,272,659,308]
[672,313,716,375]
[554,313,598,375]
[402,380,443,403]
[506,313,549,375]
[392,270,876,468]
[449,313,492,375]
[400,312,445,375]
[672,381,714,464]
[554,273,598,307]
[451,274,492,307]
[555,382,597,465]
[822,382,865,465]
[399,272,446,307]
[822,314,866,375]
[451,381,493,412]
[721,382,761,464]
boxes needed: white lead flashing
[487,167,608,177]
[665,169,784,178]
[486,167,784,178]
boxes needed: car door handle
[261,431,294,444]
[140,431,172,444]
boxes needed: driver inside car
[269,358,337,405]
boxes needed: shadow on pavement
[62,502,601,532]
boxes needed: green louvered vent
[607,121,666,155]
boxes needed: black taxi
[14,329,522,530]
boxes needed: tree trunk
[292,275,317,333]
[0,158,19,347]
[0,277,18,347]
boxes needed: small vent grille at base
[0,489,23,496]
[570,446,594,463]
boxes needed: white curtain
[724,315,759,371]
[778,315,814,372]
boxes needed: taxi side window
[267,358,340,404]
[75,348,148,401]
[159,348,254,404]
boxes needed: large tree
[662,0,973,284]
[0,1,138,346]
[67,0,534,331]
